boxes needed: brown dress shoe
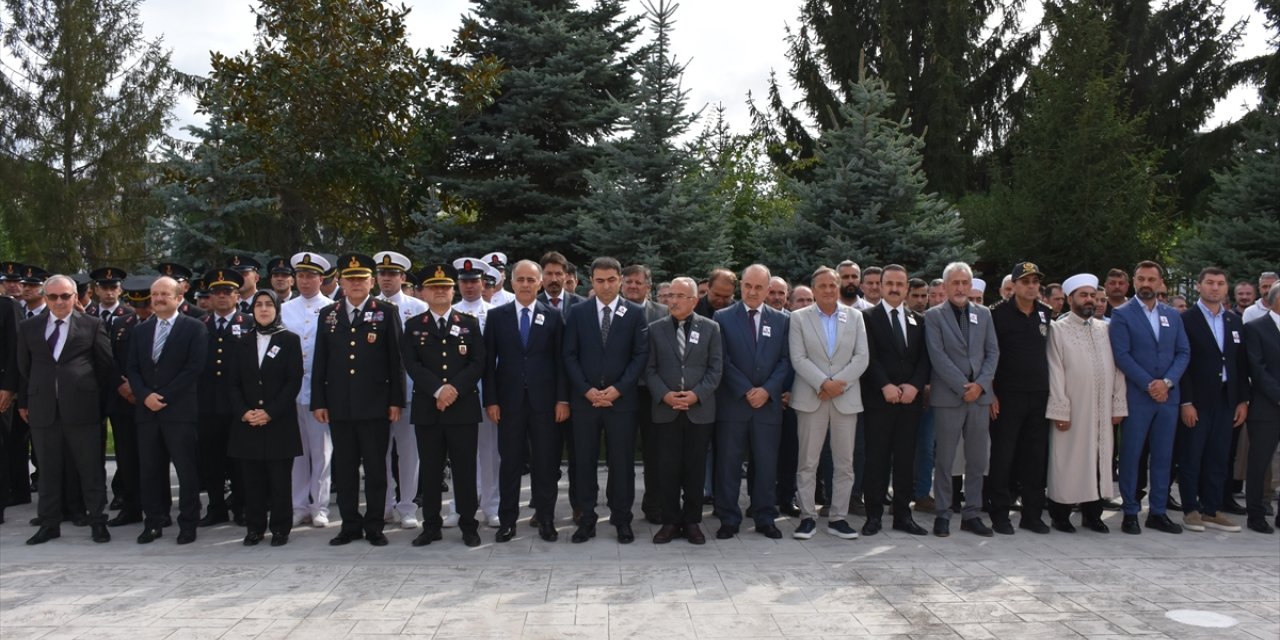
[652,524,680,544]
[685,524,706,545]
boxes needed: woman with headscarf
[228,290,303,546]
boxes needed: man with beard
[1233,281,1257,317]
[538,252,585,317]
[837,261,872,310]
[767,277,790,312]
[1242,272,1279,324]
[1103,268,1131,318]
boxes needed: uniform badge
[367,333,377,344]
[1038,310,1047,322]
[459,344,468,356]
[232,325,242,337]
[1039,324,1048,337]
[363,311,373,322]
[450,324,462,336]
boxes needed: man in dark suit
[311,254,405,547]
[860,265,930,537]
[1178,267,1250,533]
[485,260,568,542]
[127,276,209,544]
[647,277,722,545]
[562,256,649,544]
[1242,286,1280,533]
[539,250,587,518]
[622,264,669,524]
[0,289,19,524]
[16,275,114,544]
[155,263,207,319]
[194,269,254,527]
[404,264,484,547]
[713,264,791,539]
[1110,260,1191,535]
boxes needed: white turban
[1063,273,1099,296]
[971,278,987,293]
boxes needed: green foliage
[1173,99,1280,280]
[961,1,1170,279]
[769,75,977,283]
[0,0,177,271]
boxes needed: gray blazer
[788,302,869,414]
[924,302,999,407]
[646,313,722,424]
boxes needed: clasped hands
[880,383,919,405]
[586,386,621,408]
[241,409,272,427]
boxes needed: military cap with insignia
[89,266,128,285]
[482,263,500,286]
[20,265,49,284]
[1010,261,1045,281]
[290,251,331,274]
[373,251,412,273]
[70,273,91,296]
[482,252,507,271]
[319,253,340,279]
[227,254,262,273]
[1,261,26,281]
[336,253,376,278]
[404,270,421,288]
[123,275,158,303]
[419,263,457,287]
[452,257,485,281]
[206,268,245,291]
[267,256,294,275]
[191,274,210,298]
[155,262,194,281]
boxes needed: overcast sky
[138,0,1270,143]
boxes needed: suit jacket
[538,291,586,321]
[562,297,650,411]
[226,330,303,460]
[311,297,405,421]
[714,302,792,423]
[642,299,669,323]
[646,313,723,424]
[402,310,485,425]
[1243,314,1280,423]
[924,302,999,408]
[0,296,20,393]
[483,300,567,412]
[788,302,869,414]
[1108,298,1190,406]
[126,313,208,423]
[104,311,140,415]
[198,311,255,415]
[861,302,930,411]
[16,311,114,427]
[1179,304,1249,410]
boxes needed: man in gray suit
[16,275,114,545]
[925,262,999,537]
[789,266,869,540]
[645,277,722,545]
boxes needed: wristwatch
[1162,378,1174,388]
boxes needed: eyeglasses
[667,293,693,300]
[46,293,75,301]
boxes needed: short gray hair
[1268,283,1280,306]
[942,262,973,283]
[670,276,698,294]
[44,274,76,292]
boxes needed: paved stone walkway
[1,465,1277,639]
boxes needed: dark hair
[590,257,622,277]
[621,264,651,282]
[565,262,578,277]
[1044,283,1063,295]
[907,277,927,289]
[540,251,569,270]
[1234,280,1257,292]
[707,268,737,287]
[1106,268,1129,281]
[1196,266,1228,283]
[863,266,884,277]
[1133,261,1164,278]
[810,266,838,285]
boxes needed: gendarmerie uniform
[280,252,334,525]
[402,264,485,546]
[228,255,263,315]
[156,263,207,320]
[196,269,255,526]
[311,254,405,546]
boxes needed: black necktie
[217,317,227,334]
[890,308,907,353]
[26,310,34,319]
[438,316,446,332]
[748,309,758,344]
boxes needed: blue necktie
[519,307,531,348]
[153,319,170,362]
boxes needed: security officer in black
[403,264,485,547]
[266,257,296,304]
[987,261,1054,535]
[84,268,140,519]
[196,269,255,526]
[0,286,20,523]
[156,263,207,319]
[85,267,134,323]
[228,255,263,314]
[311,253,405,547]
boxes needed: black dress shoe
[715,525,737,540]
[91,523,110,543]
[1221,498,1247,515]
[107,512,143,527]
[367,531,389,546]
[462,529,481,547]
[158,515,173,528]
[653,524,680,544]
[412,527,442,547]
[991,520,1015,535]
[1166,496,1182,512]
[849,495,867,517]
[1121,514,1141,535]
[961,518,994,537]
[538,520,558,542]
[756,523,783,539]
[1051,518,1076,533]
[1020,519,1051,534]
[933,518,950,537]
[616,523,635,544]
[685,524,706,545]
[744,505,755,518]
[197,511,229,528]
[861,517,882,537]
[571,525,596,543]
[1145,513,1183,534]
[109,496,123,510]
[329,530,363,546]
[1247,517,1274,534]
[495,525,516,543]
[892,519,928,536]
[1082,518,1109,534]
[778,502,801,518]
[176,530,197,545]
[233,511,247,526]
[137,527,163,544]
[270,533,289,546]
[72,515,90,527]
[29,516,42,526]
[643,509,662,525]
[244,531,265,546]
[26,526,61,545]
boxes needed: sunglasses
[46,293,75,301]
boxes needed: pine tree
[1174,99,1280,281]
[0,0,178,271]
[771,73,977,282]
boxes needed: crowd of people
[1,251,1277,549]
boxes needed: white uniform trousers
[384,404,420,519]
[292,403,332,519]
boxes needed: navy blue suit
[484,300,567,526]
[1109,299,1190,516]
[713,302,792,528]
[562,297,649,528]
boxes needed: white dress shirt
[281,291,333,405]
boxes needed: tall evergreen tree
[770,73,977,282]
[439,0,644,262]
[0,0,178,271]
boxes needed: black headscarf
[250,290,286,335]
